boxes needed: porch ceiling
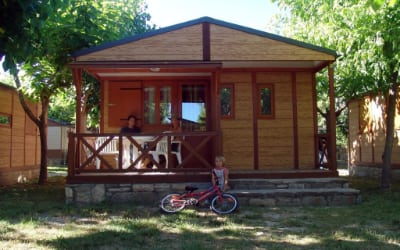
[71,59,330,79]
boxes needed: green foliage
[0,114,10,125]
[48,88,76,124]
[220,87,232,115]
[272,0,400,140]
[272,0,400,99]
[1,0,154,121]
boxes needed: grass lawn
[0,167,399,250]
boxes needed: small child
[211,155,229,191]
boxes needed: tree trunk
[80,109,88,132]
[38,97,49,185]
[13,72,51,185]
[381,84,397,190]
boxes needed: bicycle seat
[185,186,198,192]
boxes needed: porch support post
[252,72,259,170]
[327,63,337,171]
[213,70,223,156]
[72,68,83,134]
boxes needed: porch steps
[227,178,361,206]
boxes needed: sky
[145,0,281,32]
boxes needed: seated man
[120,115,141,165]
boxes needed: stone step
[228,187,361,206]
[66,177,361,206]
[229,177,350,190]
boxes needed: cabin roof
[73,16,337,58]
[48,118,73,127]
[70,16,337,76]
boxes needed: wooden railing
[67,131,218,177]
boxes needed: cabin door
[108,81,142,128]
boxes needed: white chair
[171,141,182,165]
[121,137,143,169]
[149,139,182,168]
[95,137,119,169]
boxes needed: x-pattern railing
[68,132,218,176]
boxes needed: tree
[272,0,400,189]
[48,88,76,124]
[0,0,153,184]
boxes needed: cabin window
[181,84,207,131]
[0,113,11,127]
[144,86,171,125]
[160,86,171,124]
[257,84,274,119]
[220,85,234,119]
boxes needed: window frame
[179,80,210,131]
[143,81,176,130]
[141,80,210,131]
[0,112,12,128]
[257,83,275,119]
[219,84,235,119]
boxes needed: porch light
[150,67,160,72]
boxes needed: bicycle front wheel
[210,193,238,215]
[160,193,186,214]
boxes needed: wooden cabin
[47,119,74,165]
[348,95,400,179]
[0,83,40,185]
[67,17,339,185]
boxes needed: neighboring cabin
[348,95,400,180]
[47,119,74,165]
[0,83,40,185]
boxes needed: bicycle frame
[181,184,223,205]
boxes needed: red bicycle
[159,183,239,215]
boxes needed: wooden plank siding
[257,73,294,169]
[0,83,40,185]
[75,22,336,63]
[348,95,400,168]
[219,71,318,170]
[11,95,26,167]
[220,72,254,170]
[209,25,334,61]
[295,72,316,169]
[0,89,13,169]
[0,128,12,168]
[348,101,361,164]
[76,25,203,62]
[102,80,114,133]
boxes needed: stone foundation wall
[349,165,400,180]
[66,178,361,207]
[65,182,210,205]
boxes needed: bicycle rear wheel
[210,193,238,215]
[160,193,186,214]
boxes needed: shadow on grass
[34,215,400,250]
